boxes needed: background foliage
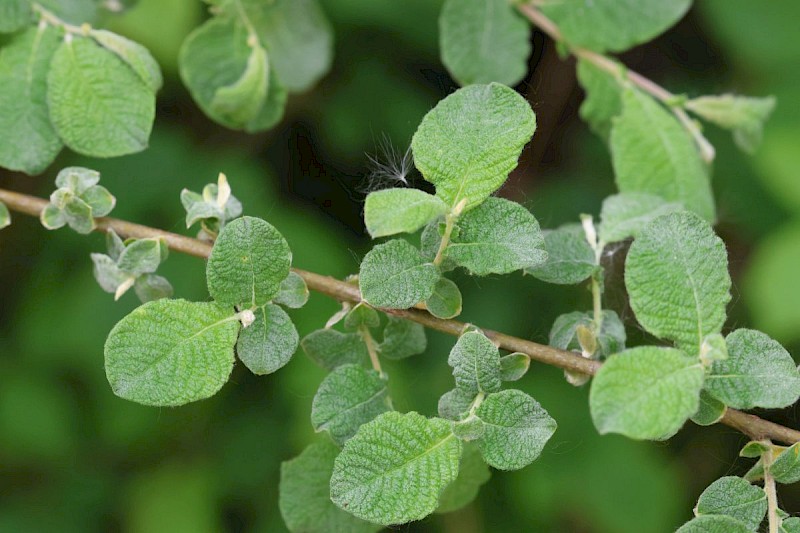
[1,0,799,530]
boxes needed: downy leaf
[576,58,622,139]
[549,310,626,358]
[236,303,298,375]
[448,331,502,396]
[343,303,380,331]
[379,315,426,360]
[767,443,800,484]
[117,238,163,275]
[91,253,130,294]
[598,193,683,245]
[438,388,476,421]
[425,277,463,319]
[694,476,767,530]
[89,29,163,92]
[685,94,776,153]
[363,188,447,238]
[437,443,491,514]
[302,329,368,370]
[133,274,173,303]
[675,515,753,533]
[273,271,309,309]
[209,39,269,126]
[691,391,726,427]
[526,225,597,285]
[359,239,440,309]
[499,353,530,382]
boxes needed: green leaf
[343,303,380,331]
[700,333,728,366]
[311,364,391,446]
[39,203,65,230]
[411,83,536,210]
[740,441,771,459]
[475,389,557,470]
[242,68,287,132]
[47,35,155,157]
[91,253,130,294]
[104,299,240,406]
[438,388,476,421]
[81,185,115,217]
[363,188,447,238]
[62,195,95,234]
[134,274,173,303]
[302,329,368,371]
[425,277,462,319]
[676,515,753,533]
[0,26,62,174]
[207,216,291,307]
[117,239,163,275]
[610,89,715,221]
[279,440,380,533]
[589,347,705,440]
[0,201,10,230]
[453,416,485,441]
[379,316,426,360]
[0,0,32,33]
[705,329,800,410]
[439,0,531,86]
[437,443,491,514]
[499,353,530,382]
[359,239,440,309]
[236,304,298,375]
[445,197,547,275]
[685,94,776,153]
[782,517,800,533]
[548,310,626,358]
[273,272,309,309]
[36,0,97,25]
[769,443,800,484]
[89,29,163,92]
[691,391,726,427]
[55,166,99,193]
[330,411,462,525]
[209,40,269,126]
[448,331,501,396]
[625,212,731,354]
[598,193,683,245]
[526,225,597,285]
[540,0,692,53]
[576,58,623,139]
[694,476,767,530]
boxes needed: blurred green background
[1,1,799,531]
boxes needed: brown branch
[1,187,798,445]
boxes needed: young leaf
[445,197,547,275]
[359,239,440,309]
[475,389,557,470]
[705,329,800,410]
[302,329,369,370]
[453,416,485,441]
[526,225,597,285]
[625,212,731,355]
[438,388,476,421]
[47,35,155,157]
[598,193,683,245]
[81,185,115,217]
[439,0,531,86]
[499,353,530,382]
[549,310,626,358]
[694,476,767,530]
[437,443,491,514]
[104,299,240,406]
[685,94,776,153]
[89,29,163,92]
[279,440,380,533]
[343,303,380,331]
[379,316,426,360]
[448,331,502,396]
[133,274,173,303]
[117,239,163,275]
[411,83,536,210]
[91,253,130,294]
[783,517,800,533]
[364,188,447,238]
[768,443,800,484]
[209,40,269,126]
[0,201,10,230]
[675,515,753,533]
[540,0,692,53]
[0,0,31,33]
[207,216,291,307]
[611,89,715,221]
[273,272,308,308]
[691,391,726,427]
[236,303,298,375]
[0,25,62,174]
[425,277,463,319]
[330,411,462,525]
[576,58,622,139]
[311,364,391,446]
[740,441,771,459]
[589,347,705,440]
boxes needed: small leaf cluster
[0,1,161,174]
[180,172,242,239]
[40,167,115,234]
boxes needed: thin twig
[1,187,799,444]
[764,444,780,533]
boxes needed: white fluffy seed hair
[359,134,416,194]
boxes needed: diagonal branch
[1,187,798,445]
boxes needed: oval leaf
[359,239,440,309]
[694,476,767,530]
[364,188,447,238]
[448,331,501,396]
[236,303,298,375]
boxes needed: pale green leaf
[47,35,155,157]
[89,29,163,92]
[133,274,173,303]
[576,58,622,139]
[273,272,309,309]
[675,515,753,533]
[36,0,97,25]
[499,353,530,382]
[80,185,115,217]
[540,0,692,53]
[330,411,462,525]
[439,0,531,86]
[311,364,391,446]
[279,440,380,533]
[475,389,557,470]
[106,229,125,261]
[0,25,62,174]
[0,201,10,230]
[56,166,101,192]
[359,239,440,309]
[411,83,536,210]
[302,329,368,370]
[91,253,130,294]
[445,197,547,275]
[0,0,31,33]
[769,443,800,484]
[691,391,726,427]
[104,299,240,406]
[700,333,728,366]
[740,441,771,459]
[611,89,715,221]
[782,517,800,533]
[419,219,457,271]
[438,388,476,421]
[598,193,683,245]
[437,443,491,514]
[39,203,65,230]
[448,331,501,396]
[207,216,291,307]
[589,347,705,440]
[379,316,426,360]
[363,188,447,238]
[209,40,269,125]
[62,195,95,234]
[625,212,731,354]
[453,416,485,441]
[548,310,626,358]
[243,69,287,132]
[526,225,597,285]
[343,303,380,331]
[425,277,462,319]
[705,328,800,410]
[694,476,767,530]
[236,304,298,375]
[117,238,162,275]
[685,94,776,153]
